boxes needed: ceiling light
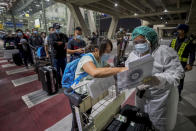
[134,13,138,16]
[114,3,118,7]
[163,9,168,13]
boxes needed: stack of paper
[117,55,154,91]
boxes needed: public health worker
[125,26,184,131]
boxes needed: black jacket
[29,35,43,47]
[48,32,68,59]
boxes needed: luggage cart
[66,80,126,131]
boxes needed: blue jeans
[52,57,67,84]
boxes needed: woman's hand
[119,67,128,72]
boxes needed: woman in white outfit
[125,26,184,131]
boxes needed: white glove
[137,84,150,90]
[142,76,160,87]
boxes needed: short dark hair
[16,29,23,33]
[75,27,82,31]
[41,32,46,35]
[48,27,53,30]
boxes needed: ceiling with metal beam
[56,0,192,25]
[0,0,17,12]
[0,0,55,16]
[0,0,193,27]
[10,0,55,16]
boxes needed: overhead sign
[34,19,40,28]
[4,22,23,28]
[25,14,30,17]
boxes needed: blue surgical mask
[134,43,149,54]
[76,35,82,40]
[33,31,38,34]
[101,53,110,62]
[17,32,23,37]
[56,29,60,33]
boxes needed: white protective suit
[125,45,184,131]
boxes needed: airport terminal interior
[0,0,196,131]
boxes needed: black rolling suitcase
[39,66,59,95]
[12,53,23,66]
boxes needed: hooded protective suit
[125,26,184,131]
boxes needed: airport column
[67,8,74,36]
[80,8,85,18]
[10,10,16,32]
[87,10,97,33]
[66,3,90,37]
[186,0,196,34]
[107,16,118,39]
[41,0,48,34]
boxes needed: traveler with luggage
[29,28,44,63]
[48,23,68,85]
[125,26,184,131]
[29,28,43,48]
[170,24,195,101]
[62,39,128,131]
[67,27,87,62]
[44,27,54,58]
[3,30,16,50]
[16,30,33,68]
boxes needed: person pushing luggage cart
[62,39,127,131]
